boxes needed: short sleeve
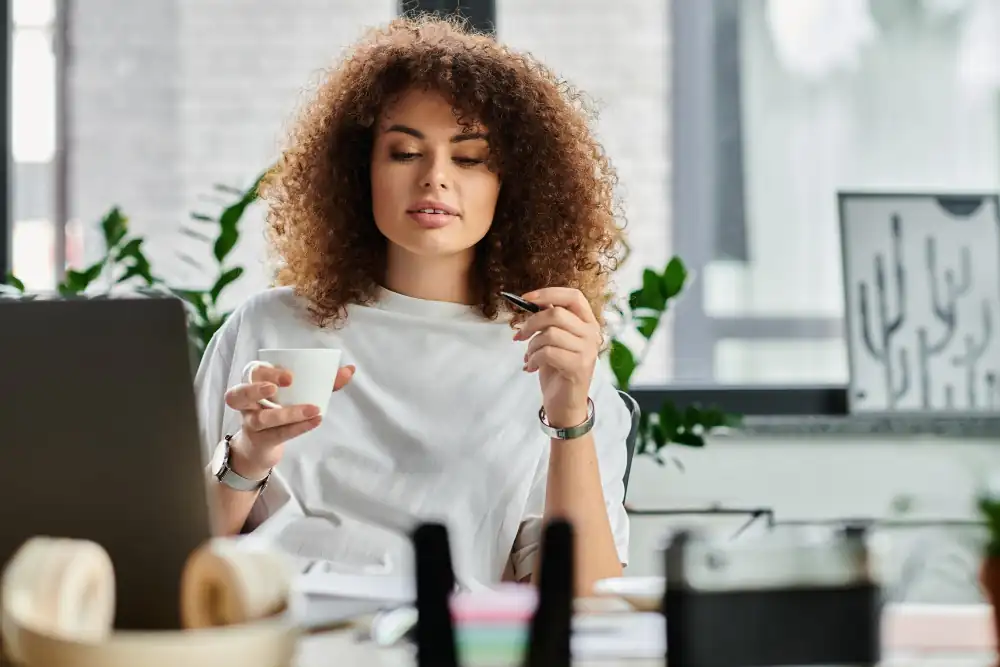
[509,359,631,580]
[194,307,291,532]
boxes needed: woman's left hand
[514,287,601,429]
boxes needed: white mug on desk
[243,348,343,417]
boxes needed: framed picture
[839,192,1000,414]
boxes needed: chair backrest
[617,390,640,497]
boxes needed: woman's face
[370,89,501,259]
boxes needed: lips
[407,210,456,229]
[407,200,460,229]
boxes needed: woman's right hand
[223,364,356,479]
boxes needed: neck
[383,244,477,305]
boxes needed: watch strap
[538,398,596,440]
[215,434,270,493]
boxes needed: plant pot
[979,556,1000,664]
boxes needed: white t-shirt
[195,286,630,587]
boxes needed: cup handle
[241,360,282,410]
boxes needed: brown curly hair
[260,15,624,328]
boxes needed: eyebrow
[385,124,488,143]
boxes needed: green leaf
[172,288,211,320]
[663,256,687,300]
[650,421,668,450]
[628,270,666,312]
[608,339,637,391]
[115,238,144,260]
[213,207,242,263]
[116,259,155,285]
[100,207,129,249]
[4,273,25,292]
[634,412,651,455]
[683,405,706,430]
[635,314,659,340]
[658,401,682,433]
[209,266,244,304]
[642,268,665,306]
[61,260,105,294]
[213,174,264,263]
[627,288,643,310]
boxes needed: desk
[293,631,995,666]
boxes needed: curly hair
[260,14,624,328]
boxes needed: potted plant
[606,257,740,466]
[2,174,265,366]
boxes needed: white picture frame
[839,192,1000,414]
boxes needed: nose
[420,151,451,190]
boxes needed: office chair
[618,390,640,497]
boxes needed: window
[673,0,1000,386]
[10,0,58,290]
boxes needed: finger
[247,364,293,388]
[514,306,593,341]
[525,327,586,359]
[333,365,356,392]
[225,382,278,411]
[521,288,597,324]
[244,403,321,432]
[253,416,323,448]
[524,346,577,374]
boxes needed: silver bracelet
[538,398,596,440]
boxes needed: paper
[292,569,415,603]
[571,612,666,660]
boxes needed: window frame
[4,0,66,287]
[399,0,496,34]
[1,1,12,280]
[669,0,843,407]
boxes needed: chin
[381,223,486,259]
[397,235,474,257]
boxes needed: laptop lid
[0,294,214,630]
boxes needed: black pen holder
[663,525,882,667]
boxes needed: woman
[196,16,630,595]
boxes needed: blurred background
[4,0,1000,603]
[5,0,999,389]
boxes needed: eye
[454,157,485,167]
[390,151,420,162]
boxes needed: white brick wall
[68,0,396,300]
[68,2,674,382]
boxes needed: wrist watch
[211,434,270,493]
[538,398,596,440]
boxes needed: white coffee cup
[241,348,343,417]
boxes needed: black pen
[499,291,541,313]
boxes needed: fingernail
[262,383,277,396]
[522,363,528,372]
[522,291,537,299]
[303,405,320,418]
[280,374,293,387]
[513,331,522,341]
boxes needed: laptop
[0,294,214,630]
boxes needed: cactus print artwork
[840,193,1000,414]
